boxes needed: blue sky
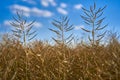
[0,0,120,41]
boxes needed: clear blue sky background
[0,0,120,41]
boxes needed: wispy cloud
[10,4,31,17]
[57,7,68,15]
[60,3,67,8]
[3,20,12,27]
[41,0,57,7]
[31,7,53,17]
[74,25,84,30]
[34,22,43,28]
[74,4,83,10]
[10,4,53,17]
[22,0,36,5]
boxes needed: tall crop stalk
[10,11,37,46]
[49,16,74,80]
[10,11,37,79]
[49,16,74,46]
[80,3,108,47]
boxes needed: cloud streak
[60,3,67,8]
[74,25,84,30]
[34,22,43,28]
[3,20,13,27]
[57,7,68,15]
[10,4,53,17]
[41,0,57,7]
[31,7,53,17]
[74,4,83,10]
[22,0,36,5]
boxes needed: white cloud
[41,0,49,7]
[22,0,36,5]
[11,4,30,12]
[10,4,53,17]
[75,25,84,30]
[3,20,12,26]
[60,3,67,8]
[41,0,57,7]
[48,0,56,6]
[74,4,83,10]
[57,7,68,15]
[34,22,42,28]
[4,20,10,26]
[10,4,30,17]
[31,7,53,17]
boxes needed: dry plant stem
[49,16,74,45]
[25,49,28,80]
[10,11,37,46]
[81,3,107,47]
[11,71,17,80]
[92,22,95,47]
